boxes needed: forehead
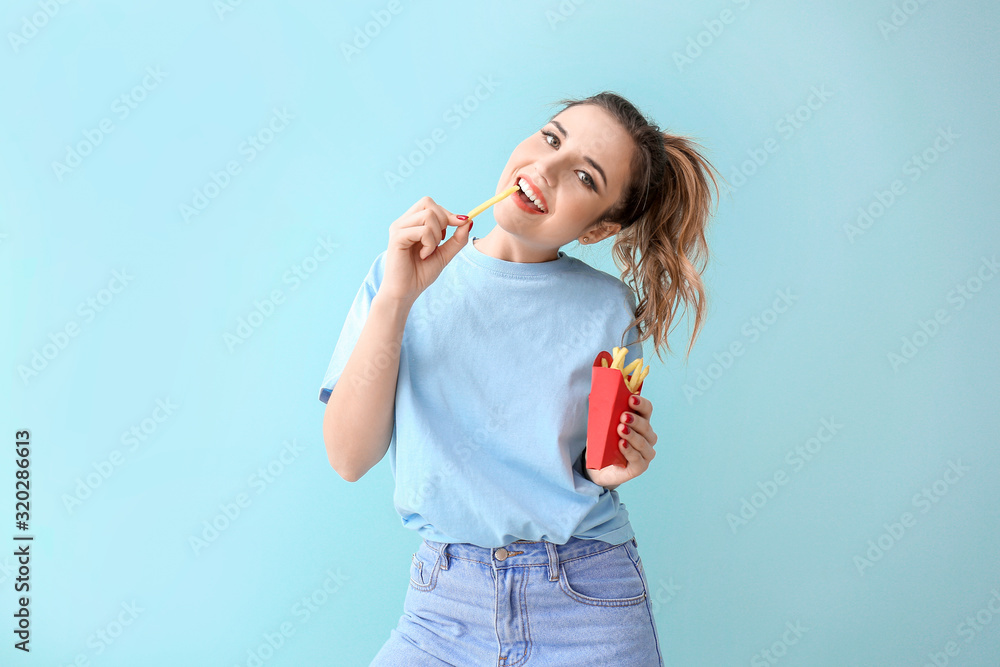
[552,104,633,182]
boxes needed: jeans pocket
[409,542,442,592]
[558,541,647,607]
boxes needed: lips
[514,174,548,212]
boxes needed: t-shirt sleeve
[318,251,386,405]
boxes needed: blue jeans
[370,535,664,666]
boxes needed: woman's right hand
[380,196,473,305]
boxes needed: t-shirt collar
[461,236,572,277]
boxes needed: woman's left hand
[586,394,658,489]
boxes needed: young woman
[320,91,721,666]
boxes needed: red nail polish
[456,215,468,221]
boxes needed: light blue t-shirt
[318,236,645,548]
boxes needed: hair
[547,91,725,364]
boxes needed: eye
[540,130,599,192]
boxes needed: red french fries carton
[586,350,645,470]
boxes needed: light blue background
[3,0,999,664]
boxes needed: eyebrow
[551,120,607,192]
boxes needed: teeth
[517,178,546,212]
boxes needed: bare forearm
[323,293,412,481]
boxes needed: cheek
[558,190,600,222]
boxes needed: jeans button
[494,547,509,561]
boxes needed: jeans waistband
[422,536,640,582]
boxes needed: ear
[581,221,622,244]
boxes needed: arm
[322,292,413,482]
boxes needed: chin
[491,206,519,229]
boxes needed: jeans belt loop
[545,541,560,582]
[439,543,450,570]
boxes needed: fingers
[618,436,653,470]
[620,409,657,447]
[397,225,436,260]
[627,394,653,419]
[397,201,468,231]
[401,195,438,218]
[398,209,467,232]
[617,418,657,459]
[433,217,473,265]
[398,215,472,262]
[395,205,470,260]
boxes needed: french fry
[610,347,627,372]
[607,347,648,391]
[627,365,650,393]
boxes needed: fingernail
[456,215,468,221]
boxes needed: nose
[527,165,554,192]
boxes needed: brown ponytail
[549,92,725,363]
